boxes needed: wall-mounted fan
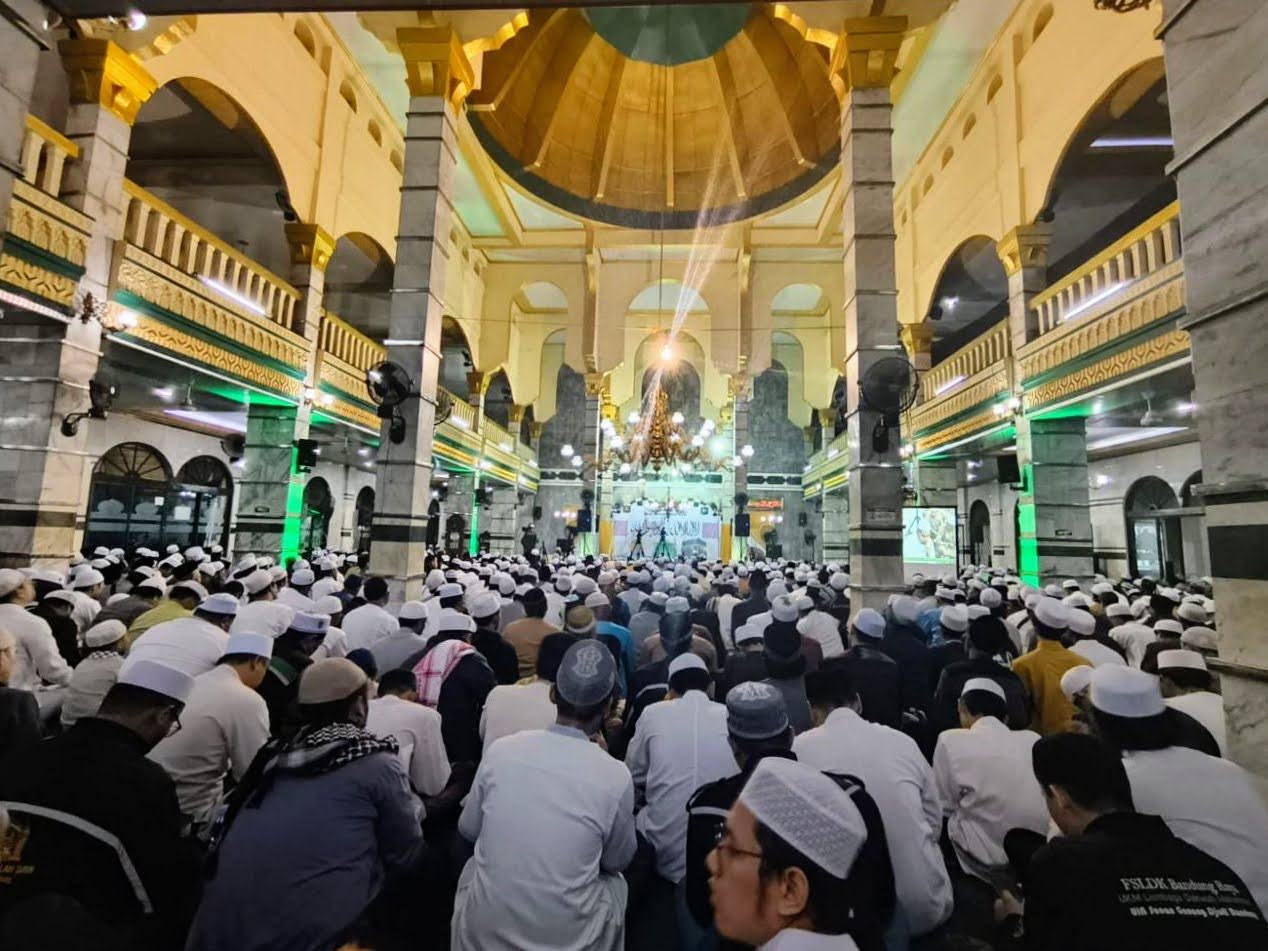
[366,360,419,445]
[859,357,919,454]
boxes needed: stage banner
[612,503,721,560]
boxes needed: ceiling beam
[744,14,818,169]
[527,25,602,169]
[664,67,675,209]
[591,55,626,201]
[709,50,748,201]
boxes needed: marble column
[914,457,957,507]
[731,379,751,559]
[484,483,518,555]
[0,0,45,244]
[835,17,907,609]
[821,490,850,566]
[1014,416,1092,586]
[996,223,1052,354]
[1154,0,1268,772]
[580,373,604,556]
[0,39,154,565]
[368,25,471,599]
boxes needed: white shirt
[230,601,294,638]
[61,651,123,728]
[1165,691,1227,756]
[480,679,557,752]
[544,590,567,629]
[1110,622,1156,668]
[1125,746,1268,916]
[367,694,451,797]
[342,603,399,651]
[312,625,348,660]
[69,589,101,633]
[0,603,71,689]
[759,930,860,950]
[275,587,315,612]
[716,594,741,648]
[626,690,737,883]
[453,726,637,951]
[931,717,1049,873]
[148,665,269,824]
[1069,638,1126,667]
[798,611,845,659]
[310,577,342,600]
[122,616,230,678]
[794,708,953,935]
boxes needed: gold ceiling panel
[468,6,840,227]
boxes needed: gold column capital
[507,403,527,425]
[830,16,908,92]
[284,222,337,272]
[467,369,492,397]
[899,321,935,356]
[727,373,752,402]
[397,24,476,108]
[996,223,1053,277]
[583,371,610,399]
[817,407,838,427]
[59,38,158,125]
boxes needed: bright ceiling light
[660,344,674,363]
[1089,136,1173,149]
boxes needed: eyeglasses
[712,826,763,865]
[165,710,183,738]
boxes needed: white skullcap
[298,658,367,704]
[1154,619,1184,636]
[106,593,129,606]
[1180,626,1218,652]
[398,601,427,621]
[425,569,445,590]
[438,611,476,634]
[1060,665,1095,701]
[648,591,670,607]
[1043,584,1062,598]
[471,591,501,619]
[1157,649,1207,672]
[72,568,104,589]
[1063,592,1091,608]
[1091,582,1114,596]
[770,595,799,623]
[979,588,1002,609]
[961,677,1006,701]
[940,605,969,633]
[735,621,766,645]
[584,591,609,610]
[1106,602,1132,618]
[665,596,691,615]
[967,604,991,620]
[1032,597,1069,630]
[119,660,194,704]
[1067,609,1096,637]
[243,570,274,595]
[1176,602,1206,624]
[43,589,76,605]
[794,594,814,613]
[1090,665,1165,718]
[0,569,24,598]
[268,566,287,583]
[313,595,344,616]
[437,582,463,599]
[738,757,867,879]
[290,612,330,635]
[290,568,315,587]
[496,574,516,596]
[1062,579,1081,591]
[84,619,127,648]
[890,595,921,625]
[198,593,240,616]
[668,652,707,678]
[1158,587,1182,603]
[225,632,273,659]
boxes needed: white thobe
[310,576,341,600]
[312,625,348,660]
[148,665,269,825]
[1165,691,1227,756]
[617,588,646,617]
[626,690,737,883]
[759,930,860,950]
[717,594,741,648]
[0,603,71,689]
[1125,746,1268,916]
[798,611,845,659]
[122,617,230,678]
[931,717,1048,874]
[230,601,295,638]
[367,694,451,797]
[452,726,636,951]
[794,708,953,936]
[342,603,399,651]
[61,651,123,728]
[1069,638,1126,667]
[69,589,101,633]
[480,679,556,752]
[544,590,567,628]
[275,587,315,612]
[1110,622,1156,667]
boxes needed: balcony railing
[121,180,300,332]
[320,311,385,372]
[443,388,478,432]
[20,115,78,198]
[919,321,1010,403]
[1031,202,1182,335]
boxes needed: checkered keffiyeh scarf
[413,638,477,707]
[262,723,399,782]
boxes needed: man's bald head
[0,627,16,685]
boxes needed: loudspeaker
[997,453,1021,485]
[797,512,808,527]
[577,508,593,531]
[295,438,319,471]
[734,513,750,537]
[532,505,542,520]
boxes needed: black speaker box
[577,508,593,531]
[997,453,1021,484]
[532,505,542,520]
[734,513,750,537]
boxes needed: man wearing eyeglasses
[0,628,40,759]
[0,660,201,951]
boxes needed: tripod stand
[628,528,646,560]
[652,526,672,559]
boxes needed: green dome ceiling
[583,4,754,67]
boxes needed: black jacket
[684,751,895,951]
[932,656,1030,734]
[0,685,40,759]
[404,635,497,765]
[839,645,902,729]
[877,622,934,715]
[0,718,200,950]
[719,650,768,698]
[259,648,313,738]
[729,594,770,634]
[1006,811,1268,950]
[471,627,519,686]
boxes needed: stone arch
[439,316,476,400]
[324,231,395,342]
[919,234,1008,362]
[749,359,807,474]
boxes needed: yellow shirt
[1011,639,1090,735]
[126,599,192,643]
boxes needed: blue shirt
[596,620,637,696]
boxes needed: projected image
[903,507,957,566]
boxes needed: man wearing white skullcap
[365,667,451,799]
[0,659,200,942]
[1012,598,1090,735]
[932,678,1048,883]
[1066,607,1127,668]
[626,653,736,888]
[1086,665,1268,916]
[0,567,71,691]
[123,593,238,679]
[67,567,105,633]
[127,578,207,641]
[1157,649,1227,756]
[60,619,128,729]
[149,632,273,830]
[452,639,636,951]
[276,567,316,612]
[706,757,871,948]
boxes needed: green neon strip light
[1017,462,1039,585]
[281,446,304,563]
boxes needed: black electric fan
[859,356,919,453]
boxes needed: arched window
[1180,469,1203,507]
[355,486,375,553]
[169,456,234,554]
[1125,475,1181,580]
[302,477,334,553]
[969,500,992,566]
[86,443,174,552]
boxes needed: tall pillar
[1014,416,1092,586]
[507,403,527,445]
[339,464,358,550]
[233,223,332,561]
[731,376,751,559]
[0,1,46,243]
[1151,0,1268,772]
[484,483,518,555]
[579,374,604,557]
[369,24,472,599]
[996,223,1052,354]
[835,16,907,610]
[821,490,850,565]
[0,39,154,565]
